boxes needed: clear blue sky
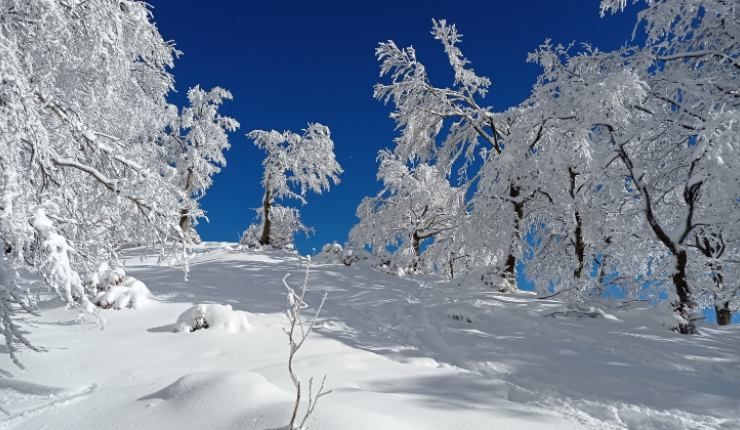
[148,0,639,253]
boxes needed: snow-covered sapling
[281,257,331,430]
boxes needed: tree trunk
[696,232,729,327]
[573,211,584,278]
[568,167,585,280]
[180,167,196,241]
[503,183,523,286]
[179,208,191,235]
[597,237,612,289]
[410,230,421,270]
[259,189,272,246]
[672,250,696,334]
[715,301,732,326]
[710,267,730,326]
[617,147,696,334]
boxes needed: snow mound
[174,304,249,333]
[138,371,422,430]
[140,371,290,429]
[93,276,152,310]
[143,371,287,404]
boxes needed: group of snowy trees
[0,0,735,370]
[0,0,343,363]
[0,0,230,365]
[350,0,739,332]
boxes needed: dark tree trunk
[597,255,607,285]
[259,189,272,246]
[695,230,729,327]
[568,167,585,280]
[617,146,696,334]
[179,209,191,234]
[503,183,523,286]
[672,250,696,334]
[710,269,731,326]
[595,237,612,295]
[715,302,732,326]
[573,210,585,279]
[710,265,730,326]
[409,231,421,270]
[411,231,421,257]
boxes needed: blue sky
[148,0,640,252]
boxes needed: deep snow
[1,243,739,429]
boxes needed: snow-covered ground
[2,243,739,429]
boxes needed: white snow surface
[2,242,739,429]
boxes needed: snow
[2,243,739,429]
[139,371,289,429]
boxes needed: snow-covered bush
[315,242,349,264]
[93,277,152,310]
[84,264,151,310]
[174,304,249,333]
[335,247,371,267]
[83,263,126,294]
[240,205,312,250]
[464,269,519,294]
[239,224,262,249]
[321,242,343,258]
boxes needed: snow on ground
[2,242,739,429]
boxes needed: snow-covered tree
[0,0,221,364]
[170,86,240,241]
[350,151,463,272]
[375,20,525,288]
[246,124,342,247]
[375,19,574,291]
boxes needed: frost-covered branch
[281,257,332,430]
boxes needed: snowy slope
[1,243,739,429]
